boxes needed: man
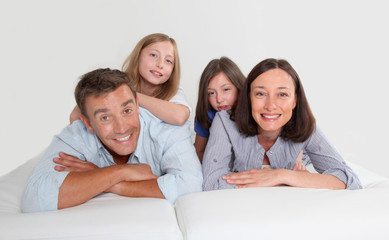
[21,68,203,213]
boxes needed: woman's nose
[265,97,276,111]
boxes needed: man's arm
[107,179,164,199]
[55,153,160,209]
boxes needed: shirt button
[213,159,217,163]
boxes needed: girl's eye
[208,91,215,96]
[150,53,157,57]
[224,88,231,92]
[166,59,174,64]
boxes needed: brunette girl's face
[250,68,296,136]
[207,72,238,112]
[138,41,175,94]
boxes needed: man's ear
[80,114,95,133]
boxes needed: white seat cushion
[176,164,389,240]
[0,150,182,240]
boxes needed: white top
[169,87,192,114]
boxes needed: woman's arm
[223,168,346,189]
[194,134,208,163]
[138,93,190,125]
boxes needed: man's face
[81,84,140,158]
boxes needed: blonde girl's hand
[222,168,285,188]
[292,150,307,172]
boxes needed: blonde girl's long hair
[122,33,180,101]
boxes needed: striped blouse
[202,110,362,191]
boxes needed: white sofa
[1,150,389,240]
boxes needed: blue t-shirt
[194,109,217,138]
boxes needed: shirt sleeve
[169,87,192,114]
[202,112,236,191]
[21,136,80,213]
[156,123,203,203]
[194,120,210,138]
[21,122,91,213]
[305,126,362,189]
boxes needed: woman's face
[250,68,296,136]
[138,41,174,94]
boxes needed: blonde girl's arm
[137,92,190,125]
[194,134,208,163]
[69,106,81,123]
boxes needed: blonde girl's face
[250,68,297,136]
[207,72,239,112]
[138,41,175,94]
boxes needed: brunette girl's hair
[122,33,180,100]
[195,56,245,128]
[233,58,315,142]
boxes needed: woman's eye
[166,59,174,64]
[255,92,264,96]
[279,93,288,97]
[208,91,215,96]
[224,88,231,92]
[150,53,157,57]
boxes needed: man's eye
[100,116,109,121]
[124,108,132,114]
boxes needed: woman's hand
[222,168,285,188]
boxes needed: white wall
[1,0,388,178]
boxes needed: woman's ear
[80,114,95,133]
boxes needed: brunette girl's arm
[194,134,208,163]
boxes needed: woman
[202,58,362,191]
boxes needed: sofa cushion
[0,150,183,240]
[175,163,389,240]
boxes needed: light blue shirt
[22,108,203,213]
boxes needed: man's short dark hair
[75,68,137,118]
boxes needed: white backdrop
[1,0,388,178]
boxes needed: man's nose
[114,117,127,134]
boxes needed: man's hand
[53,152,98,172]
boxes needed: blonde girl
[194,57,245,162]
[70,33,191,125]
